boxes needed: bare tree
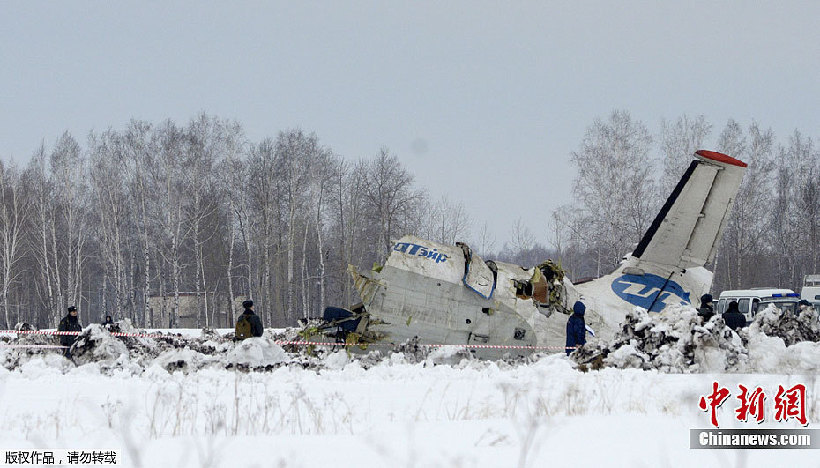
[219,122,248,324]
[49,133,88,312]
[659,114,712,194]
[471,221,497,257]
[715,121,774,289]
[329,158,371,306]
[363,148,424,260]
[149,121,190,328]
[89,129,132,323]
[569,110,655,275]
[776,131,819,284]
[0,162,28,328]
[26,145,60,325]
[184,114,228,327]
[419,196,472,245]
[123,120,155,326]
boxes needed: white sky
[1,1,818,247]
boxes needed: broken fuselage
[316,150,748,359]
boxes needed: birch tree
[123,120,155,326]
[659,115,712,195]
[219,122,248,323]
[184,114,225,327]
[49,132,88,312]
[419,196,472,246]
[26,146,60,325]
[0,163,28,328]
[150,121,189,328]
[363,148,424,260]
[570,110,655,275]
[715,121,774,289]
[89,129,133,322]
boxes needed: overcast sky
[1,1,818,248]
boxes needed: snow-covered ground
[1,306,819,467]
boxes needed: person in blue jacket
[566,300,586,355]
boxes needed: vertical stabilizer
[574,150,747,338]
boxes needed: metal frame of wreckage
[0,329,577,352]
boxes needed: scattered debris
[745,304,820,346]
[572,306,748,373]
[3,304,820,375]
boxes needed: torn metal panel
[458,242,496,299]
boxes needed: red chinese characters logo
[699,382,808,428]
[736,384,766,424]
[774,384,807,426]
[698,382,731,428]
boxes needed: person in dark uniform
[57,306,82,357]
[697,294,715,322]
[722,300,746,330]
[235,300,264,340]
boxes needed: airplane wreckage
[303,150,748,358]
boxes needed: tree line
[0,114,473,329]
[0,111,816,329]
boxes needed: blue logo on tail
[611,274,691,312]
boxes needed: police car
[717,288,799,323]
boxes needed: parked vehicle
[755,294,805,317]
[802,275,820,309]
[717,288,797,323]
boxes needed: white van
[717,288,798,323]
[802,275,820,309]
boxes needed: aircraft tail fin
[574,150,747,334]
[632,150,747,271]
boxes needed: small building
[148,292,241,328]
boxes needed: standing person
[57,306,82,357]
[565,300,586,356]
[235,300,264,340]
[101,315,115,331]
[722,300,746,330]
[798,300,816,318]
[697,294,715,322]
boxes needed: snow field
[3,305,820,467]
[2,351,820,467]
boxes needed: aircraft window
[737,298,750,316]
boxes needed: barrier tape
[1,330,165,338]
[0,344,69,349]
[0,330,577,351]
[271,340,575,350]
